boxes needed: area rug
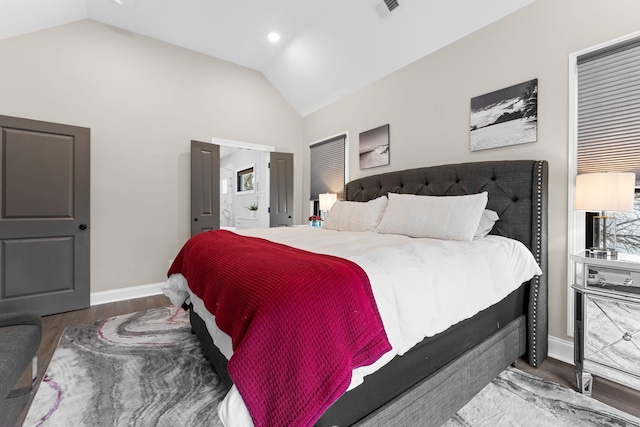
[24,306,640,427]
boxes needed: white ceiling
[0,0,535,116]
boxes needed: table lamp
[319,193,337,220]
[575,172,636,257]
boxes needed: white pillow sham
[323,196,388,232]
[474,209,500,239]
[376,192,488,241]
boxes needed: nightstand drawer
[235,217,259,229]
[585,264,640,292]
[584,294,640,390]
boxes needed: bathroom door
[191,140,220,236]
[269,152,294,227]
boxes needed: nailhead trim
[530,161,544,365]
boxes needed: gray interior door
[269,152,294,227]
[191,140,220,236]
[0,115,90,316]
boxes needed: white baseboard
[90,282,165,307]
[548,335,574,365]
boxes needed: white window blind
[577,38,640,184]
[310,135,346,201]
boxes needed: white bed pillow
[376,192,488,241]
[323,196,388,232]
[474,209,500,239]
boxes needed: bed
[165,159,548,427]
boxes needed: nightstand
[572,250,640,395]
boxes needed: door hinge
[268,162,270,168]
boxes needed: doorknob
[194,218,199,222]
[79,224,87,230]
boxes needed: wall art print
[359,124,390,169]
[236,164,255,194]
[470,79,538,152]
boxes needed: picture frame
[470,79,538,152]
[236,164,255,194]
[359,124,390,169]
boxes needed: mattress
[163,227,542,426]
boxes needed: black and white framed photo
[359,124,390,169]
[470,79,538,152]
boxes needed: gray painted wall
[302,0,640,341]
[0,20,303,293]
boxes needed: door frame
[212,138,275,154]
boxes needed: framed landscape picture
[470,79,538,152]
[359,124,390,169]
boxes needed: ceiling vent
[372,0,400,21]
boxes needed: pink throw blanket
[168,230,391,427]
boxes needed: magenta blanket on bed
[168,230,390,427]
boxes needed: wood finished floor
[16,295,640,425]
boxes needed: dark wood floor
[16,295,640,425]
[515,356,640,419]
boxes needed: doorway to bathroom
[214,138,293,231]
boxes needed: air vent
[372,0,400,21]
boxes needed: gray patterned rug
[24,306,640,427]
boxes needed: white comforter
[163,227,542,427]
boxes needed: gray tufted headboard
[345,160,548,367]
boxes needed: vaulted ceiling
[0,0,535,116]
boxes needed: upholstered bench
[0,312,41,426]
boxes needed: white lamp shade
[575,172,636,212]
[319,193,337,211]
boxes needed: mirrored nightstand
[571,250,640,395]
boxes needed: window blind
[577,38,640,184]
[310,134,346,200]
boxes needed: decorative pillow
[474,209,500,239]
[323,196,388,232]
[376,192,488,241]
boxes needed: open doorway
[217,140,271,230]
[214,138,294,230]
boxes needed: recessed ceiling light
[268,32,281,43]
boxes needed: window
[569,32,640,335]
[576,36,640,254]
[611,191,640,253]
[310,133,348,215]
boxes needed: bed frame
[190,159,548,426]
